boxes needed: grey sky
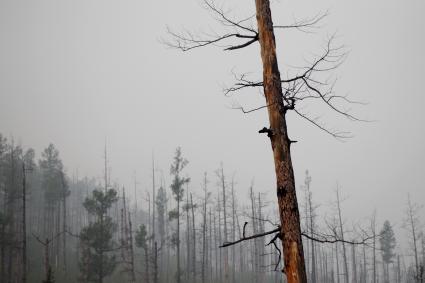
[1,0,424,249]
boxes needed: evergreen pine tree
[79,189,118,283]
[379,220,396,283]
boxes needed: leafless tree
[165,1,364,282]
[404,195,422,282]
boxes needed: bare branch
[202,0,256,33]
[274,11,329,33]
[293,109,353,140]
[164,0,258,52]
[164,27,257,52]
[220,227,280,248]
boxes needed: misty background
[1,0,424,259]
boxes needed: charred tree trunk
[254,1,307,282]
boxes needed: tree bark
[254,1,307,282]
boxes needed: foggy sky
[1,0,424,250]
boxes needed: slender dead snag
[33,231,64,282]
[253,1,307,281]
[166,1,363,282]
[335,188,349,283]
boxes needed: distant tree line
[0,133,423,283]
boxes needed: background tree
[39,143,69,270]
[79,188,118,283]
[404,195,422,282]
[380,220,396,283]
[135,224,150,283]
[169,147,190,283]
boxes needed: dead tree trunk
[406,196,420,282]
[231,177,236,283]
[217,192,223,283]
[153,241,158,283]
[128,213,136,283]
[249,185,258,282]
[176,190,180,283]
[202,173,208,283]
[371,212,377,283]
[254,1,307,281]
[218,165,228,282]
[336,189,349,283]
[362,244,367,283]
[22,162,27,283]
[209,208,213,283]
[186,190,190,283]
[352,244,357,283]
[60,171,67,273]
[152,156,156,242]
[305,172,316,283]
[190,193,196,280]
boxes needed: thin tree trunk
[249,186,257,282]
[202,174,208,283]
[22,162,27,283]
[61,172,67,273]
[152,156,156,242]
[352,244,357,283]
[306,175,316,283]
[218,192,222,283]
[231,178,236,283]
[214,210,218,282]
[128,213,136,283]
[254,1,307,281]
[407,196,419,282]
[209,208,213,283]
[153,242,158,283]
[336,242,340,283]
[144,246,150,283]
[186,190,190,283]
[219,165,228,282]
[372,212,377,283]
[177,191,180,283]
[363,244,367,283]
[336,189,349,283]
[191,193,196,280]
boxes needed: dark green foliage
[39,144,68,205]
[156,186,167,244]
[168,209,179,221]
[170,231,179,248]
[170,147,190,202]
[135,224,148,250]
[79,189,118,283]
[380,220,396,264]
[83,189,118,219]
